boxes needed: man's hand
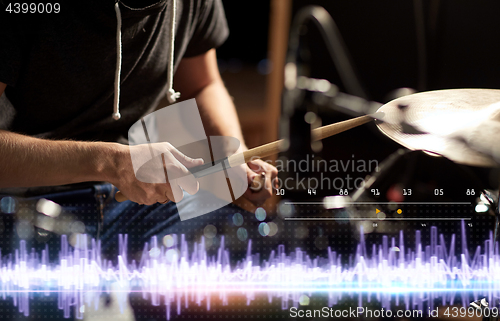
[242,159,278,206]
[109,143,203,205]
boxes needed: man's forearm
[0,130,122,188]
[194,79,248,151]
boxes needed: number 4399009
[6,3,60,13]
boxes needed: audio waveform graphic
[0,221,498,319]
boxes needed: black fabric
[0,0,228,143]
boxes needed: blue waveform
[0,221,497,319]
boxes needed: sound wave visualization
[1,221,498,319]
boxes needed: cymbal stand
[471,187,500,321]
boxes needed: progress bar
[285,202,472,205]
[284,217,472,221]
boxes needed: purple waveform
[0,221,498,319]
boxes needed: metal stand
[472,188,500,321]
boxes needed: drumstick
[115,114,378,202]
[228,114,376,167]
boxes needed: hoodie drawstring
[113,0,179,121]
[166,0,180,104]
[113,1,123,120]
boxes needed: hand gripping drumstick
[115,113,381,202]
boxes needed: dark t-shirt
[0,0,229,143]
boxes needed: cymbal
[376,88,500,168]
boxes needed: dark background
[220,0,500,98]
[291,0,500,100]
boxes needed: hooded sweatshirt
[0,0,229,144]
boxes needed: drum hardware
[278,4,371,203]
[356,88,500,234]
[470,298,495,321]
[471,189,500,321]
[278,6,430,205]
